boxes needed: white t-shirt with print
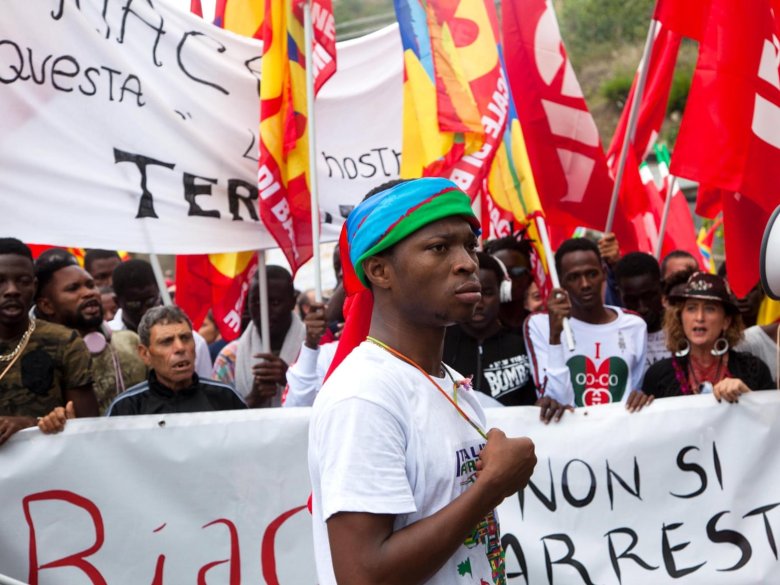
[524,306,647,407]
[309,342,505,585]
[645,329,671,370]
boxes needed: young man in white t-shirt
[309,178,537,585]
[525,238,654,410]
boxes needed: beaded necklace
[366,336,487,440]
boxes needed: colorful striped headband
[345,177,481,288]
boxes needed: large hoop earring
[675,340,690,357]
[711,336,729,356]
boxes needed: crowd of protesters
[1,205,778,443]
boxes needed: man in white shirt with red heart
[525,237,654,411]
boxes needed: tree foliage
[558,0,655,56]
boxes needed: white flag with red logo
[671,0,780,295]
[502,0,624,247]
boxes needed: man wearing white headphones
[443,252,536,407]
[483,235,534,332]
[34,252,147,413]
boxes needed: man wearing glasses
[108,259,213,378]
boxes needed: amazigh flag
[670,0,780,296]
[502,0,631,248]
[259,0,337,273]
[175,252,258,341]
[696,216,723,274]
[394,0,509,199]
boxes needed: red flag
[502,0,622,247]
[175,253,258,342]
[653,0,710,41]
[722,193,768,295]
[671,0,780,295]
[190,0,204,17]
[694,185,726,219]
[605,22,683,254]
[607,24,681,167]
[651,160,704,264]
[672,0,780,204]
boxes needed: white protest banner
[0,0,273,253]
[314,24,403,242]
[0,0,402,253]
[4,394,778,584]
[0,409,315,584]
[493,393,780,584]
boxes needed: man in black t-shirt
[444,252,536,406]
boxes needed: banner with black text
[0,0,402,253]
[1,394,778,583]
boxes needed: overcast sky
[169,0,218,21]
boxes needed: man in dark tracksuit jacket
[107,306,245,416]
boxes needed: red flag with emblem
[502,0,629,247]
[671,0,780,296]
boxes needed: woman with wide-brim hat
[643,272,773,401]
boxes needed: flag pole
[0,572,28,585]
[257,249,271,353]
[150,253,173,306]
[535,215,575,351]
[654,175,678,260]
[605,18,659,234]
[139,221,173,306]
[303,0,323,303]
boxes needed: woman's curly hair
[664,300,745,353]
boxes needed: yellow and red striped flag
[178,0,336,338]
[258,0,336,273]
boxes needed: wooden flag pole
[257,250,271,353]
[605,18,659,234]
[535,215,575,351]
[304,0,323,303]
[654,175,678,260]
[139,220,172,306]
[150,253,173,306]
